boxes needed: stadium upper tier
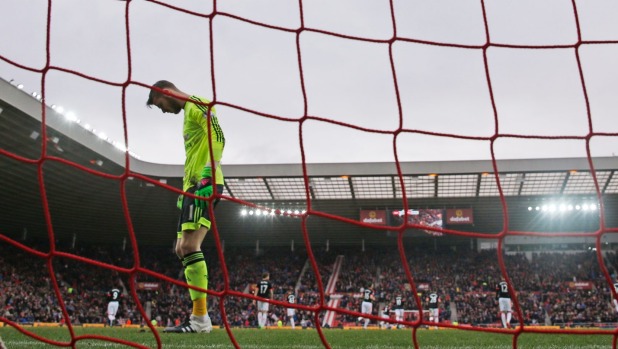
[1,77,617,247]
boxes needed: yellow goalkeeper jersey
[182,95,225,191]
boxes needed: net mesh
[1,1,618,348]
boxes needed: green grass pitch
[0,326,615,349]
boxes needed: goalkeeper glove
[177,194,183,210]
[195,167,214,209]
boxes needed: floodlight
[65,111,78,122]
[113,142,126,152]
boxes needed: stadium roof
[1,77,617,248]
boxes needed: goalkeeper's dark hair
[146,80,178,108]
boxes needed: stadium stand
[2,241,618,329]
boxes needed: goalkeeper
[147,80,225,333]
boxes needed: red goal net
[1,1,618,348]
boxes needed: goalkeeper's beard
[170,99,183,114]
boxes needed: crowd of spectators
[2,240,618,329]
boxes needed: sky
[1,0,618,166]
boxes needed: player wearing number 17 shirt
[254,272,273,328]
[496,280,512,328]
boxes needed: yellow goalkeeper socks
[182,251,209,317]
[193,298,207,317]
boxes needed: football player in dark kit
[254,272,273,328]
[106,288,121,327]
[496,279,513,328]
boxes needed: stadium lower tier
[2,243,617,329]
